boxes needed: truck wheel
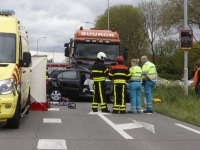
[50,89,62,101]
[7,99,20,129]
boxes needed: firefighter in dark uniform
[92,52,110,112]
[109,56,131,114]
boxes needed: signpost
[183,0,189,95]
[179,29,193,50]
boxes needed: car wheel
[50,89,62,101]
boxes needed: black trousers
[113,83,126,113]
[92,81,108,111]
[195,85,200,98]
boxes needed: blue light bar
[104,62,112,66]
[0,9,15,16]
[82,62,89,65]
[71,60,77,64]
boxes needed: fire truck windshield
[0,33,16,63]
[74,43,119,61]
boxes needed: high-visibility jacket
[142,61,156,80]
[193,68,200,86]
[46,69,49,79]
[129,65,142,81]
[109,64,131,83]
[92,59,108,82]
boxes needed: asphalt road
[0,102,200,150]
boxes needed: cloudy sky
[1,0,150,62]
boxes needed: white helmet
[97,52,107,60]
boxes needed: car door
[57,70,80,97]
[79,71,91,92]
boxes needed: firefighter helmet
[97,52,107,60]
[116,56,124,62]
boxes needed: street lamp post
[53,46,60,63]
[108,0,109,30]
[85,22,94,28]
[85,22,94,24]
[37,37,47,55]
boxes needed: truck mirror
[65,47,69,57]
[123,50,128,60]
[20,52,32,67]
[64,43,69,48]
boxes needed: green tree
[138,0,169,63]
[160,0,200,47]
[95,4,148,66]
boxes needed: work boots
[112,110,118,114]
[102,108,110,113]
[92,109,98,112]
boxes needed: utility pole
[183,0,188,95]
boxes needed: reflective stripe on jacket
[193,68,200,86]
[129,65,142,81]
[92,59,109,82]
[142,61,156,80]
[109,64,131,83]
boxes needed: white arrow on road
[118,118,155,133]
[88,111,155,139]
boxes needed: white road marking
[48,108,60,111]
[175,123,200,135]
[88,111,156,139]
[43,118,62,123]
[117,123,143,130]
[37,139,67,149]
[88,110,111,115]
[129,118,155,133]
[98,114,134,139]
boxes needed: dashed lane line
[37,139,67,149]
[48,108,60,111]
[175,123,200,135]
[38,108,65,149]
[43,118,62,123]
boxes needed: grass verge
[142,84,200,127]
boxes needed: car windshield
[0,33,16,63]
[73,43,119,61]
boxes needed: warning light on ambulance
[0,9,15,16]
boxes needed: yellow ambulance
[0,10,32,128]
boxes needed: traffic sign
[179,29,193,50]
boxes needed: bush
[158,73,181,80]
[151,84,200,127]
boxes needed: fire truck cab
[64,26,128,66]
